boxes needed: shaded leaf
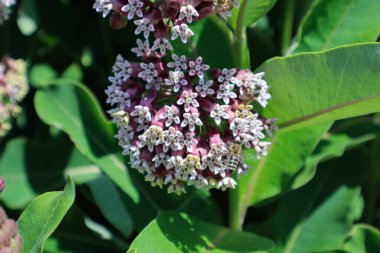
[294,0,380,53]
[254,151,368,253]
[128,212,274,253]
[0,137,71,209]
[34,82,139,202]
[343,224,380,253]
[17,178,76,253]
[87,175,133,237]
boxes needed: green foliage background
[0,0,380,252]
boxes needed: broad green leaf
[17,178,76,253]
[65,148,102,185]
[61,64,83,81]
[230,0,277,29]
[291,132,375,189]
[34,82,139,202]
[294,0,380,53]
[261,43,380,128]
[0,137,71,209]
[238,123,331,216]
[29,64,58,88]
[87,175,133,237]
[254,151,367,253]
[128,212,274,253]
[343,224,380,253]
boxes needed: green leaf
[128,212,274,253]
[254,151,367,253]
[0,137,71,209]
[291,132,375,189]
[61,64,83,81]
[44,206,121,253]
[34,82,139,202]
[261,43,380,128]
[230,0,277,29]
[29,64,58,88]
[343,224,380,253]
[294,0,380,53]
[87,175,133,237]
[17,178,76,253]
[239,123,331,213]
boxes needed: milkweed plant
[1,0,380,253]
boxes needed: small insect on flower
[226,142,242,171]
[213,0,233,11]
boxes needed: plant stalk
[281,0,295,55]
[229,0,249,231]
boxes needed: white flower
[138,126,164,152]
[105,84,131,108]
[217,177,237,191]
[171,24,194,43]
[163,127,184,152]
[183,132,198,151]
[195,78,214,97]
[134,18,154,39]
[152,153,171,168]
[238,72,271,107]
[181,112,203,131]
[217,68,237,86]
[108,54,133,85]
[210,104,230,125]
[167,54,188,71]
[165,70,187,92]
[131,39,150,57]
[93,0,113,17]
[189,57,209,78]
[178,5,199,23]
[159,105,181,127]
[130,105,151,125]
[151,37,173,55]
[177,91,199,112]
[121,0,144,20]
[138,63,158,83]
[2,0,16,7]
[230,118,248,137]
[146,76,164,91]
[217,84,237,104]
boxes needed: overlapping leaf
[17,178,76,253]
[128,212,274,253]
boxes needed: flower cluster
[0,56,29,137]
[106,53,277,194]
[0,0,16,24]
[0,206,22,253]
[93,0,240,56]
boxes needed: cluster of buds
[0,206,22,253]
[0,0,16,24]
[106,53,277,194]
[0,56,29,137]
[93,0,240,56]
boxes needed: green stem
[229,0,249,231]
[229,175,242,230]
[281,0,295,55]
[233,0,249,68]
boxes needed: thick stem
[229,0,249,231]
[229,177,242,230]
[233,0,249,69]
[281,0,295,55]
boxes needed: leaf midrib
[278,92,380,128]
